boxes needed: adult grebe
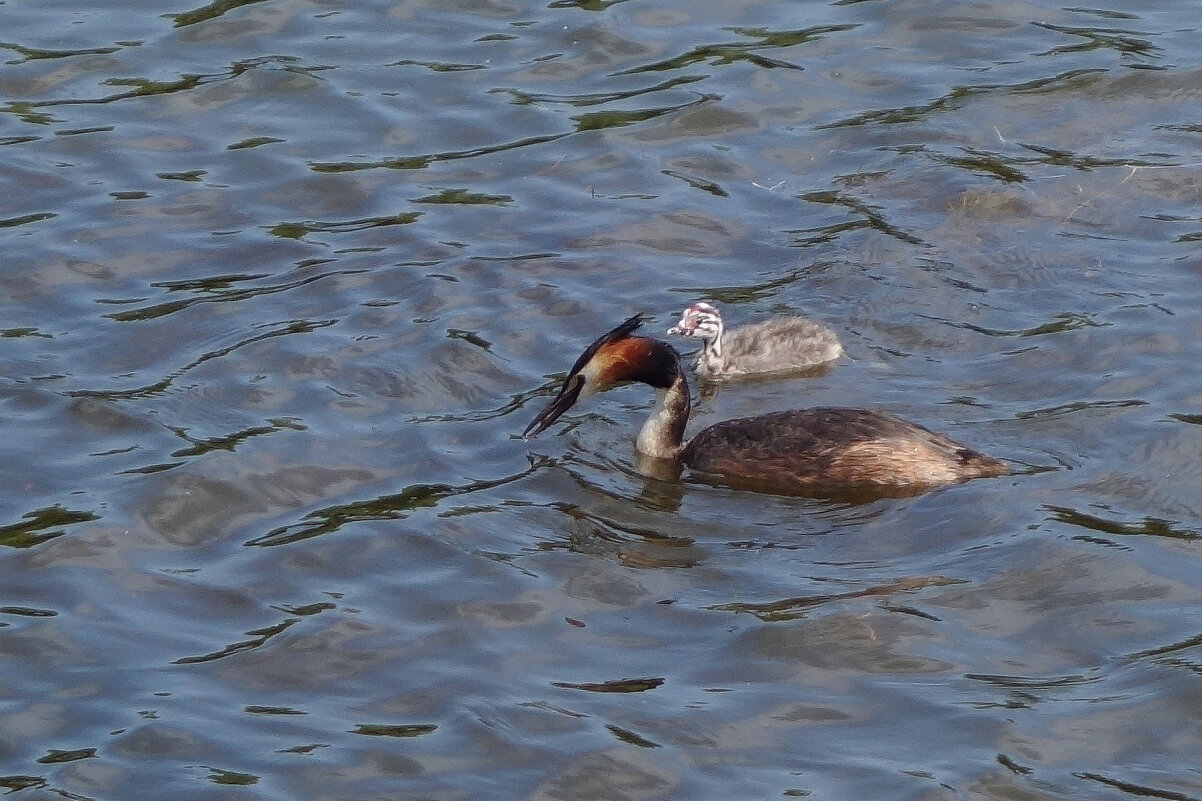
[667,301,842,378]
[524,315,1006,493]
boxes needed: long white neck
[635,372,690,460]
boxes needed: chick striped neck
[700,313,725,360]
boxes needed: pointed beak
[667,320,693,336]
[523,374,584,439]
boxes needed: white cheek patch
[578,361,602,396]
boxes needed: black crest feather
[565,313,644,378]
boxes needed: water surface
[2,0,1202,798]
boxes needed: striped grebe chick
[667,301,842,378]
[524,315,1006,493]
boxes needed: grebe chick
[667,301,842,378]
[524,315,1006,493]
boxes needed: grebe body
[524,315,1006,493]
[667,301,842,378]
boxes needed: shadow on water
[244,457,552,546]
[0,505,100,548]
[710,575,965,622]
[1046,503,1199,542]
[669,262,839,305]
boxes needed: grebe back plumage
[667,301,842,378]
[524,315,1006,493]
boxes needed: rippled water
[3,0,1202,797]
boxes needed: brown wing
[681,408,1005,489]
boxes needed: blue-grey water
[3,0,1202,798]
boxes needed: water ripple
[65,319,337,400]
[244,457,549,547]
[3,0,1202,797]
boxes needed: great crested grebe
[667,301,843,378]
[524,315,1007,493]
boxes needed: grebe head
[524,314,681,440]
[666,301,722,340]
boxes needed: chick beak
[666,319,693,336]
[523,374,585,439]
